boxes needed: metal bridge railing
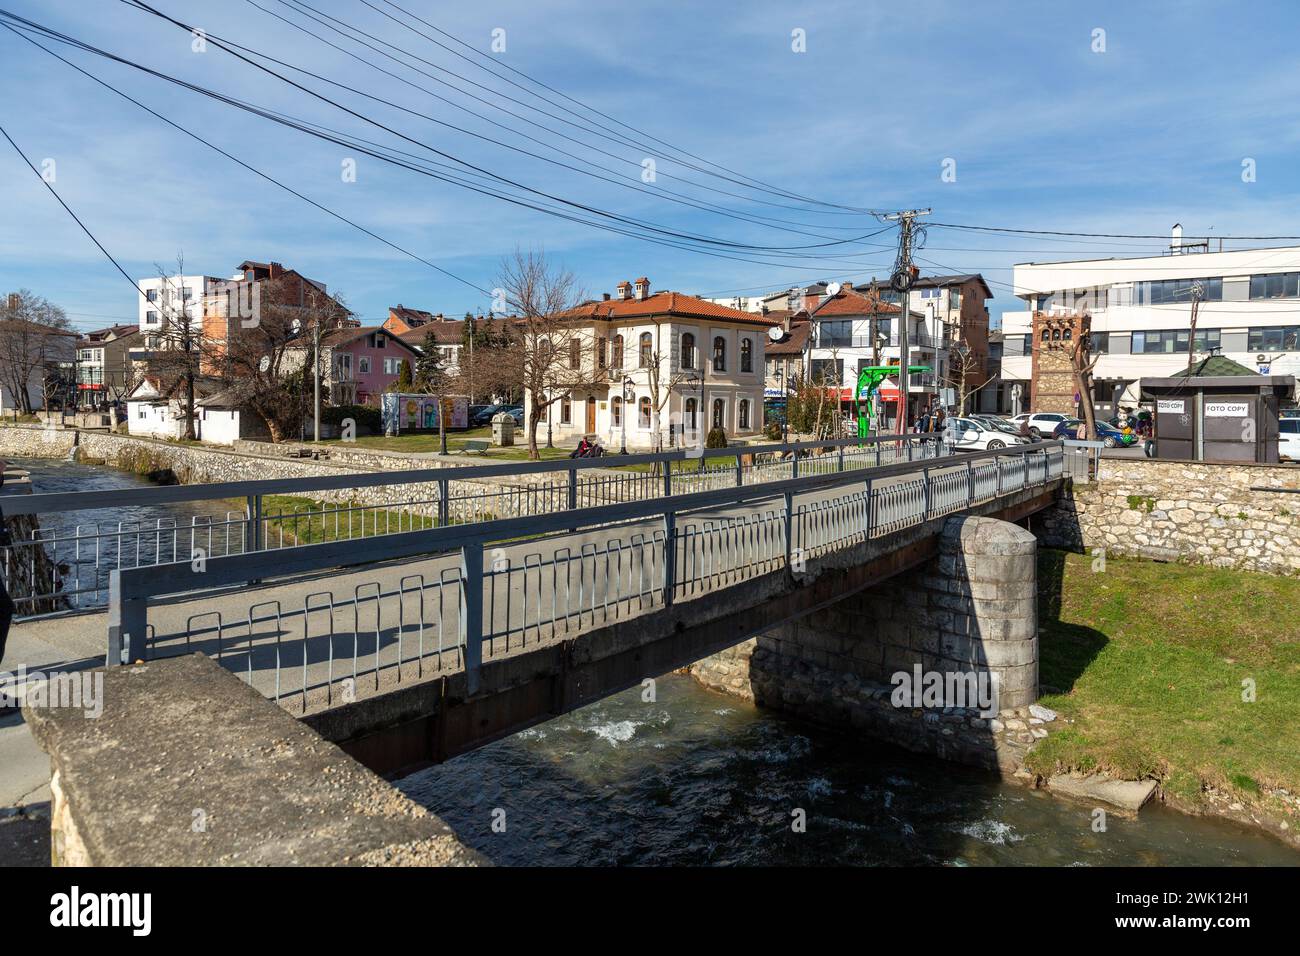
[104,442,1064,713]
[2,433,945,616]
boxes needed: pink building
[310,326,421,406]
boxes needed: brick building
[1029,311,1090,414]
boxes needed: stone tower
[1029,311,1090,414]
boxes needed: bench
[462,439,491,455]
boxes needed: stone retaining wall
[1037,458,1300,575]
[690,515,1043,772]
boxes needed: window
[146,289,158,302]
[738,399,750,430]
[1062,328,1072,341]
[1088,332,1109,353]
[1139,277,1223,304]
[639,332,653,367]
[560,396,572,424]
[949,288,961,310]
[569,339,581,370]
[810,358,843,384]
[1131,329,1221,353]
[1248,326,1300,350]
[684,397,697,429]
[374,334,386,348]
[611,396,622,427]
[1040,328,1050,341]
[712,336,726,372]
[146,310,159,324]
[337,353,352,378]
[1249,272,1300,300]
[597,337,607,369]
[740,338,753,373]
[611,334,623,369]
[681,332,696,369]
[711,398,725,429]
[638,396,652,428]
[358,356,371,374]
[1280,419,1300,434]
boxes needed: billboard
[381,393,469,433]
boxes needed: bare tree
[0,290,73,416]
[1070,329,1101,440]
[638,317,697,452]
[947,343,995,415]
[494,249,589,460]
[215,276,349,443]
[147,255,206,440]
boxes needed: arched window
[1051,328,1061,340]
[1040,329,1050,342]
[681,332,696,369]
[740,338,753,373]
[611,334,624,369]
[611,396,622,427]
[639,332,653,368]
[685,397,697,430]
[1062,327,1072,341]
[638,396,652,428]
[712,336,726,372]
[712,398,725,429]
[738,399,750,430]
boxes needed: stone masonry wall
[0,424,645,520]
[691,515,1044,772]
[1037,458,1300,575]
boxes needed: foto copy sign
[1204,401,1249,417]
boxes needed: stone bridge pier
[690,515,1042,773]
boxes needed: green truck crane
[854,365,932,438]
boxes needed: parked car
[1008,412,1070,438]
[1280,418,1300,461]
[1051,417,1085,439]
[505,407,524,426]
[970,414,1021,435]
[470,403,509,427]
[946,417,1027,451]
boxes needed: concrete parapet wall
[24,653,481,866]
[1038,458,1300,575]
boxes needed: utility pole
[884,208,930,431]
[312,317,321,442]
[1187,280,1204,369]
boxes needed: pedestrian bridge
[5,435,1068,775]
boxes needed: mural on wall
[381,393,469,433]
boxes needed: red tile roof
[765,319,810,356]
[810,287,900,318]
[568,291,779,326]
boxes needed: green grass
[239,494,439,547]
[1028,549,1300,809]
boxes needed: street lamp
[620,375,634,455]
[774,368,788,443]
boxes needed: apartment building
[1000,229,1300,415]
[525,277,772,449]
[75,323,139,406]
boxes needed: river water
[21,459,1300,866]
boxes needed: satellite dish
[767,325,784,342]
[825,282,842,297]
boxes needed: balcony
[813,331,946,351]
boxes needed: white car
[1280,418,1300,462]
[1008,412,1069,438]
[945,417,1027,451]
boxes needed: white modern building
[1000,230,1300,415]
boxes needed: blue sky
[3,0,1300,332]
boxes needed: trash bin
[492,411,515,446]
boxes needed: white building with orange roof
[525,276,775,451]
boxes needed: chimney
[633,276,650,301]
[1171,223,1183,255]
[6,293,18,312]
[602,292,611,301]
[615,280,632,300]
